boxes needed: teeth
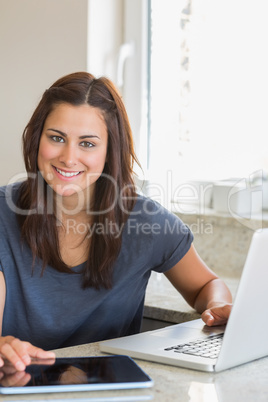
[55,167,80,177]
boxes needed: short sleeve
[129,198,193,272]
[146,199,193,273]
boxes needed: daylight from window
[148,0,268,192]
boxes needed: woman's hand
[201,303,232,326]
[0,336,56,371]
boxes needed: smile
[54,166,82,178]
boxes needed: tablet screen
[0,355,153,394]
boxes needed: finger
[211,307,231,323]
[201,310,215,326]
[0,343,26,371]
[204,304,232,325]
[1,338,31,369]
[206,310,228,326]
[27,345,56,360]
[9,339,32,366]
[11,340,55,364]
[211,304,232,317]
[30,357,56,366]
[202,309,227,326]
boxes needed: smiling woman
[0,71,232,372]
[37,103,108,199]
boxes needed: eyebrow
[46,128,100,139]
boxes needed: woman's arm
[0,271,55,371]
[164,244,232,326]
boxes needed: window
[89,1,268,213]
[148,0,268,190]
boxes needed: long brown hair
[17,72,140,289]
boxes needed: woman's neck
[53,188,94,225]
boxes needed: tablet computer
[0,355,153,395]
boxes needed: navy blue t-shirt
[0,183,193,350]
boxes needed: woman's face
[37,103,108,201]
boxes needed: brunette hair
[17,72,140,289]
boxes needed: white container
[213,180,262,217]
[171,180,214,214]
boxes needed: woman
[0,72,232,372]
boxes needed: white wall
[87,0,146,172]
[87,0,123,82]
[0,0,88,185]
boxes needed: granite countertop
[55,343,268,402]
[2,338,268,402]
[144,271,239,324]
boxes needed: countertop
[2,337,268,402]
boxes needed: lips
[53,166,82,178]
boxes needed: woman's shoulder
[0,184,7,198]
[130,193,191,235]
[133,193,159,210]
[0,181,22,196]
[132,194,175,218]
[0,182,22,215]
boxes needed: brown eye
[80,141,94,148]
[50,135,64,143]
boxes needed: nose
[58,144,78,168]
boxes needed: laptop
[100,228,268,372]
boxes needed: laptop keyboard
[164,333,224,359]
